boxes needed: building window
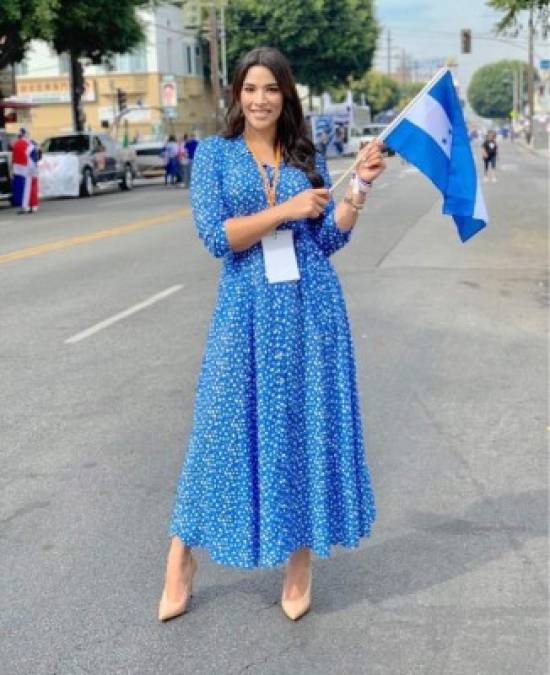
[58,53,70,74]
[115,47,147,73]
[186,45,193,75]
[166,37,173,73]
[16,60,29,76]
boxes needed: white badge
[261,229,300,284]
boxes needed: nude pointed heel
[281,566,312,621]
[158,555,197,622]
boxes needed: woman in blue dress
[159,47,386,622]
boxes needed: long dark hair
[223,47,323,187]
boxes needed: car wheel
[80,168,94,197]
[120,164,133,191]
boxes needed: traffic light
[461,29,471,54]
[116,88,127,112]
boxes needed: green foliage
[329,73,425,116]
[347,71,399,115]
[487,0,549,36]
[225,0,379,94]
[0,0,56,70]
[397,82,425,111]
[467,59,534,118]
[51,0,150,61]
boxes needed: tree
[0,0,54,71]
[0,0,55,126]
[225,0,379,96]
[50,0,152,131]
[337,71,399,115]
[397,82,425,111]
[487,0,548,35]
[487,0,549,140]
[467,59,534,118]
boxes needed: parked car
[0,130,17,201]
[0,152,11,201]
[132,140,165,177]
[40,132,137,197]
[359,124,395,156]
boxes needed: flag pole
[329,66,450,194]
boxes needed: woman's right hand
[281,188,330,221]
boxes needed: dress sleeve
[309,151,352,257]
[190,137,232,259]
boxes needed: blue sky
[373,0,547,95]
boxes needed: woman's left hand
[355,139,386,183]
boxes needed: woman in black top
[482,130,498,182]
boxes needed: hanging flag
[379,68,487,242]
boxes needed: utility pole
[386,29,391,76]
[209,1,221,131]
[220,0,228,88]
[527,0,535,144]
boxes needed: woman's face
[240,65,283,134]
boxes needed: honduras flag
[381,68,488,242]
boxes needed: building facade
[9,5,215,142]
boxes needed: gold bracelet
[343,195,364,212]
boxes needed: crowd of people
[162,133,199,187]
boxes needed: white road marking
[65,284,183,344]
[401,167,419,175]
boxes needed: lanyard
[245,137,281,208]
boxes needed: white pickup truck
[40,132,137,197]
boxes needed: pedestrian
[482,130,498,182]
[158,46,384,623]
[11,128,40,214]
[163,134,179,185]
[178,136,189,187]
[316,129,329,157]
[334,126,344,156]
[183,132,198,183]
[28,138,41,212]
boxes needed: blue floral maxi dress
[168,134,376,568]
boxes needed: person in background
[178,136,189,188]
[481,130,498,183]
[163,134,180,186]
[28,138,41,213]
[11,128,39,214]
[183,133,198,183]
[316,129,329,157]
[334,126,344,156]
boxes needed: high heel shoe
[281,565,312,621]
[158,554,197,622]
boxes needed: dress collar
[235,133,285,167]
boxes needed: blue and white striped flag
[381,68,488,242]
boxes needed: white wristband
[350,173,373,195]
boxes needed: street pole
[527,0,535,144]
[68,51,85,132]
[209,1,221,132]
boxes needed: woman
[159,47,385,622]
[163,134,180,185]
[481,130,498,183]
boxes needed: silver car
[41,132,137,197]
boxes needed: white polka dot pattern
[168,134,376,568]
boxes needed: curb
[516,139,549,159]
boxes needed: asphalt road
[1,141,547,675]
